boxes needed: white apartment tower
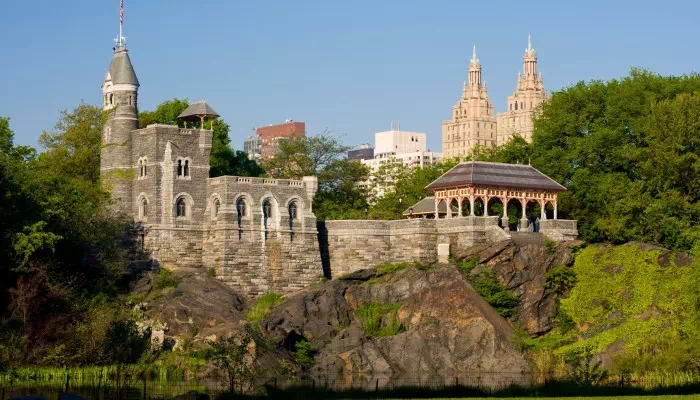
[496,35,547,145]
[441,46,497,159]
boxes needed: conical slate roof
[427,161,566,192]
[177,100,220,121]
[105,47,139,86]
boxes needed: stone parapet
[540,219,578,241]
[320,216,513,277]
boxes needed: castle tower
[496,35,547,145]
[441,45,497,159]
[100,5,139,216]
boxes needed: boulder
[312,267,530,382]
[136,268,249,345]
[465,240,581,335]
[260,264,530,386]
[262,280,354,348]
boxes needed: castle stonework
[100,42,576,297]
[99,45,323,297]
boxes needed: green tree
[261,131,350,179]
[525,69,700,252]
[139,99,263,178]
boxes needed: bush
[356,303,405,337]
[456,256,480,275]
[153,268,178,290]
[471,271,520,318]
[247,292,284,323]
[294,340,316,368]
[543,239,558,255]
[545,266,578,298]
[207,268,216,277]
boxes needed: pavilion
[425,161,566,229]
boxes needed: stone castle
[100,39,575,298]
[442,36,548,158]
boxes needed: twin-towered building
[442,36,547,158]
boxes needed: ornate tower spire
[523,34,537,78]
[468,44,482,88]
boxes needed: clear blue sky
[1,0,699,152]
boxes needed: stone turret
[101,44,139,216]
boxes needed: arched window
[213,198,221,218]
[140,198,148,219]
[514,102,518,111]
[109,93,114,105]
[236,198,246,222]
[176,197,187,217]
[143,159,147,177]
[288,201,298,221]
[177,159,183,177]
[262,199,273,230]
[184,160,190,177]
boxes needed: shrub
[456,256,480,276]
[545,266,578,298]
[153,268,178,290]
[471,271,520,318]
[294,340,316,368]
[543,239,558,255]
[247,292,284,323]
[207,268,217,277]
[356,302,405,337]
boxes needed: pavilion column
[483,196,489,217]
[446,198,452,218]
[554,201,558,220]
[540,200,546,220]
[469,196,475,216]
[458,198,463,218]
[520,198,528,231]
[434,198,439,219]
[501,197,509,231]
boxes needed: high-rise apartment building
[256,120,306,159]
[497,36,547,145]
[441,46,497,159]
[243,135,260,160]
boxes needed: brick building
[256,120,306,159]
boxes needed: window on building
[109,94,114,105]
[213,198,221,218]
[262,199,273,231]
[184,160,190,177]
[177,160,183,176]
[176,198,187,217]
[140,198,148,219]
[288,201,298,221]
[236,198,246,226]
[515,102,518,111]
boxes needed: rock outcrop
[460,238,582,335]
[261,265,530,385]
[133,268,249,345]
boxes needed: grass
[247,291,284,323]
[356,302,405,337]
